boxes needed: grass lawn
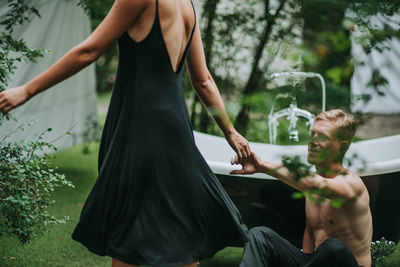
[0,143,243,267]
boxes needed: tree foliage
[0,0,45,93]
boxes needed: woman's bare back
[127,0,196,73]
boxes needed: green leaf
[291,191,304,199]
[331,198,345,208]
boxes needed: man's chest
[305,197,348,232]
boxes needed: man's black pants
[239,227,362,267]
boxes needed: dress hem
[72,234,245,267]
[107,248,221,267]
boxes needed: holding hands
[230,151,265,175]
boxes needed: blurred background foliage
[76,0,399,143]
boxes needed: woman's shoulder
[116,0,154,10]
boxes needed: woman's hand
[230,152,264,175]
[225,129,251,160]
[0,86,31,114]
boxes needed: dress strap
[186,0,197,48]
[155,0,159,18]
[189,0,196,37]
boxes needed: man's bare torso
[305,176,373,267]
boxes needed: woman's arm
[0,0,148,113]
[186,21,251,159]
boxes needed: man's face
[307,119,342,165]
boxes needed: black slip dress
[71,1,248,266]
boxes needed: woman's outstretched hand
[225,129,251,160]
[230,152,264,175]
[0,86,31,115]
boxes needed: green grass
[0,143,243,267]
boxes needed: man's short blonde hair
[315,109,356,143]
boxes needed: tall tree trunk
[234,0,287,134]
[190,0,220,132]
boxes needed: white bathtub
[193,131,400,179]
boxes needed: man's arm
[302,221,315,253]
[230,152,364,200]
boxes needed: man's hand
[230,152,264,175]
[0,86,31,114]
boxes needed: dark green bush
[371,237,397,267]
[0,119,74,243]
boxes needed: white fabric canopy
[350,13,400,114]
[0,0,97,153]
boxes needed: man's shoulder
[336,170,367,199]
[336,170,362,185]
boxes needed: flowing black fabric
[71,1,248,266]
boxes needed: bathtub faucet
[268,72,326,144]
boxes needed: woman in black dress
[0,0,251,266]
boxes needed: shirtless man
[231,109,372,267]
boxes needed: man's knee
[249,226,277,241]
[246,226,283,250]
[241,227,280,267]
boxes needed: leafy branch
[0,120,74,244]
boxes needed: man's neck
[315,162,346,178]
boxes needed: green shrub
[0,119,74,244]
[371,237,397,267]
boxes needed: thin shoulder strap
[188,0,197,41]
[155,0,159,18]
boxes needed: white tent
[350,13,400,114]
[0,0,97,153]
